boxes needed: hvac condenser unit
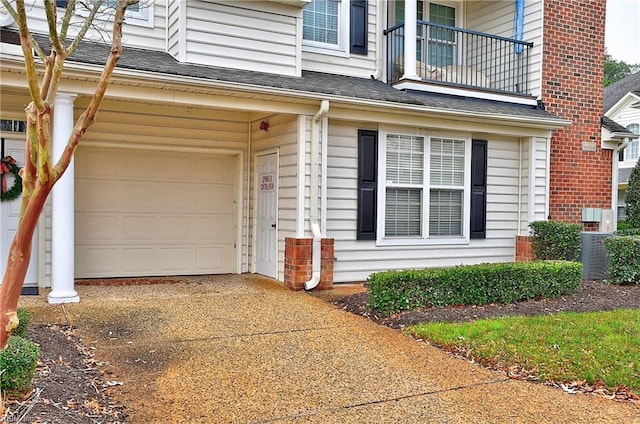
[580,232,612,280]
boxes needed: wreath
[1,156,23,202]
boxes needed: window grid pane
[303,0,339,45]
[385,188,423,237]
[626,124,640,161]
[430,138,465,186]
[429,189,462,236]
[386,134,424,184]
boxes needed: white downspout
[612,137,631,228]
[372,0,385,80]
[304,100,330,290]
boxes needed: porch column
[48,93,79,304]
[402,0,420,80]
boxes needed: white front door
[255,152,278,278]
[0,138,39,289]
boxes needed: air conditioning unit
[580,232,613,280]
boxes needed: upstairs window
[303,0,351,54]
[76,0,154,28]
[624,123,639,162]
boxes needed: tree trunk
[0,183,50,347]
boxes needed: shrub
[0,335,40,396]
[616,220,633,231]
[14,308,32,339]
[368,261,583,314]
[625,159,640,228]
[615,227,640,236]
[528,221,582,261]
[604,235,640,285]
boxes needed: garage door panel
[122,247,158,273]
[76,181,119,211]
[122,216,157,241]
[195,247,225,271]
[160,248,192,273]
[77,248,119,275]
[75,147,236,278]
[77,149,119,178]
[125,182,163,211]
[160,217,194,242]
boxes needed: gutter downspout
[304,100,330,291]
[372,2,385,80]
[612,137,631,228]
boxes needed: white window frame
[81,0,154,28]
[302,0,350,57]
[377,127,472,246]
[623,123,640,163]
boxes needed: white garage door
[75,147,236,278]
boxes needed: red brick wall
[542,0,610,228]
[284,237,334,290]
[515,235,534,262]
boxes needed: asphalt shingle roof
[1,28,561,122]
[601,116,634,134]
[604,71,640,112]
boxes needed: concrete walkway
[21,275,639,423]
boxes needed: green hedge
[528,221,582,261]
[615,228,640,237]
[604,236,640,285]
[14,308,32,339]
[0,335,40,396]
[368,261,583,314]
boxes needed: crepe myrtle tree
[0,0,139,349]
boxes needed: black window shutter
[470,139,488,239]
[357,130,377,240]
[350,1,368,55]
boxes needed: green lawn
[408,309,640,394]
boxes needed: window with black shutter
[357,129,377,239]
[470,139,488,239]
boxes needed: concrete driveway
[21,274,640,423]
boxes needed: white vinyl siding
[325,122,535,283]
[182,1,299,76]
[14,0,165,51]
[250,115,301,281]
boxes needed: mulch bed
[1,325,127,424]
[2,280,638,422]
[333,280,640,329]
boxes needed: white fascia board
[605,92,640,116]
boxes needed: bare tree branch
[68,0,106,56]
[43,0,63,53]
[60,0,77,41]
[13,0,45,110]
[53,0,139,182]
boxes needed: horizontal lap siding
[251,115,300,280]
[185,1,298,76]
[466,0,543,97]
[302,1,377,78]
[19,1,166,51]
[326,122,525,283]
[530,136,549,222]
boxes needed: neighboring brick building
[542,0,610,230]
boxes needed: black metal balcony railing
[385,21,533,95]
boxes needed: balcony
[385,20,533,96]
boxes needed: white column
[48,93,79,304]
[402,0,420,81]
